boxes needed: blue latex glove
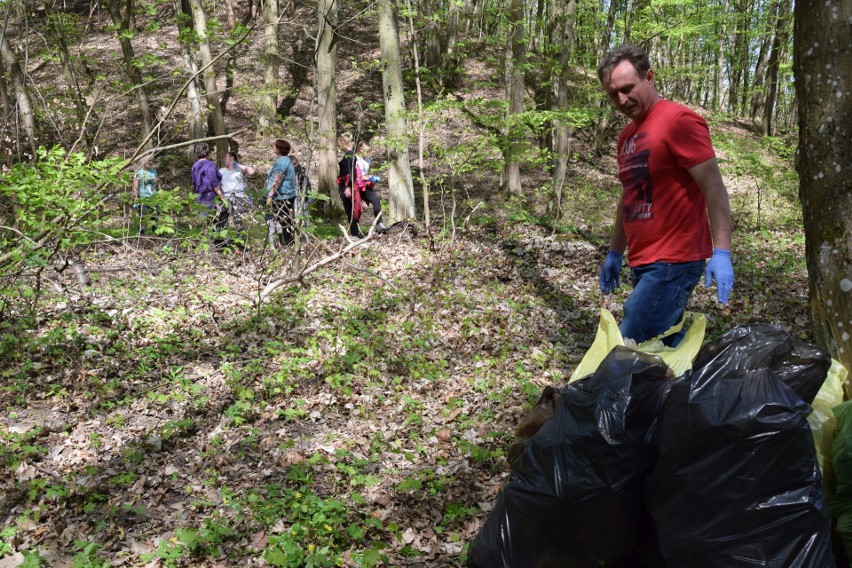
[705,248,734,304]
[599,251,623,294]
[369,175,381,183]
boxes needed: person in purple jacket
[191,143,226,219]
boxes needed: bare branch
[259,219,387,300]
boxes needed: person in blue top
[265,139,298,247]
[132,157,160,235]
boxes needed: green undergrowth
[0,116,812,566]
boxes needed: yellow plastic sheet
[569,309,706,382]
[809,357,849,485]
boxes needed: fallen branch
[260,221,383,301]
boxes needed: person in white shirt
[217,150,256,234]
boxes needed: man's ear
[646,68,654,83]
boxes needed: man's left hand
[705,248,734,304]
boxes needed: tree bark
[591,0,618,155]
[501,0,525,197]
[174,0,205,160]
[44,2,93,150]
[0,30,38,157]
[259,0,280,130]
[550,0,577,216]
[404,0,430,228]
[715,0,729,112]
[763,0,792,135]
[749,0,775,122]
[188,0,228,162]
[794,0,852,377]
[315,0,341,214]
[0,59,9,120]
[378,0,416,221]
[105,0,154,151]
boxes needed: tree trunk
[315,0,341,214]
[550,0,577,216]
[715,0,729,112]
[625,0,648,42]
[0,31,38,157]
[591,0,618,155]
[44,2,93,150]
[259,0,280,130]
[762,0,791,136]
[188,0,228,162]
[0,59,9,120]
[404,0,430,228]
[501,0,525,197]
[749,0,775,122]
[105,0,154,151]
[225,0,236,27]
[794,0,852,378]
[174,0,205,160]
[378,0,416,221]
[420,0,443,72]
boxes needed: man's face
[603,60,657,122]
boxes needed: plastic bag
[647,325,835,567]
[570,309,705,382]
[809,358,848,486]
[468,346,673,568]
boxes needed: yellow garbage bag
[569,308,705,382]
[808,357,848,488]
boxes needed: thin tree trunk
[422,0,442,71]
[550,0,577,216]
[44,2,93,150]
[315,0,341,214]
[793,0,852,384]
[259,0,279,129]
[188,0,228,161]
[591,0,618,155]
[762,0,791,135]
[174,0,205,160]
[625,0,648,42]
[0,59,9,120]
[749,0,775,121]
[378,0,416,221]
[0,31,38,156]
[105,0,154,150]
[501,0,525,196]
[225,0,236,27]
[715,0,729,112]
[404,0,430,228]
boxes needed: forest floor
[0,3,828,564]
[0,149,817,566]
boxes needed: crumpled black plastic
[467,346,673,568]
[690,323,831,404]
[468,324,836,568]
[647,325,835,567]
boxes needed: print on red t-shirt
[616,100,715,266]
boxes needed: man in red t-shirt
[597,44,734,346]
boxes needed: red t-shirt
[616,99,715,266]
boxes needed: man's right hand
[599,251,623,293]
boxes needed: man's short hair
[598,44,651,84]
[194,142,210,159]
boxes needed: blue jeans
[621,260,705,346]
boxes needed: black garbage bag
[690,323,831,404]
[647,326,835,567]
[468,346,673,568]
